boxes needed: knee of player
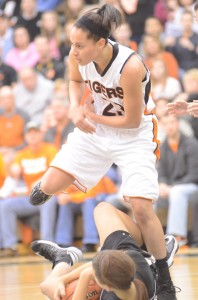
[94,202,112,217]
[133,206,151,225]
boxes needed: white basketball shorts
[50,117,160,202]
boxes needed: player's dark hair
[92,250,149,299]
[134,279,149,300]
[92,250,135,290]
[75,4,122,41]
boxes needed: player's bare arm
[72,266,94,300]
[69,52,96,133]
[54,262,92,300]
[84,55,144,129]
[61,261,92,284]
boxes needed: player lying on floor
[31,202,179,300]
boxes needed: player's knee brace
[29,181,52,206]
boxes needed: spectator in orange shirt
[138,16,165,56]
[112,22,138,51]
[142,34,179,79]
[0,152,6,248]
[0,153,6,189]
[0,85,30,170]
[0,121,58,257]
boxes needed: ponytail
[75,4,122,41]
[134,279,149,300]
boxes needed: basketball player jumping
[30,4,178,299]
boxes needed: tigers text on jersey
[79,40,155,123]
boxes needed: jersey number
[103,103,124,116]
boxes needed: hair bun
[97,4,107,16]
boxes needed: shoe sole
[31,240,83,261]
[166,236,179,268]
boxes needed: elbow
[40,281,48,295]
[40,279,52,297]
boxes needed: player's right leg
[29,167,75,206]
[94,202,143,247]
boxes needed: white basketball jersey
[79,40,155,121]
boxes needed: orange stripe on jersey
[152,117,160,160]
[144,107,155,115]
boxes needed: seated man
[31,202,179,300]
[156,114,198,247]
[0,121,58,257]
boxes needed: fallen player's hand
[54,279,66,300]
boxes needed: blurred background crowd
[0,0,198,257]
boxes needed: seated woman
[150,59,182,102]
[31,202,179,300]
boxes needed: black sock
[155,257,172,283]
[52,257,72,269]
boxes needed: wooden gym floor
[0,246,198,300]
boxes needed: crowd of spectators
[0,0,198,256]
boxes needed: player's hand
[166,100,188,116]
[69,105,96,134]
[54,279,66,300]
[187,100,198,117]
